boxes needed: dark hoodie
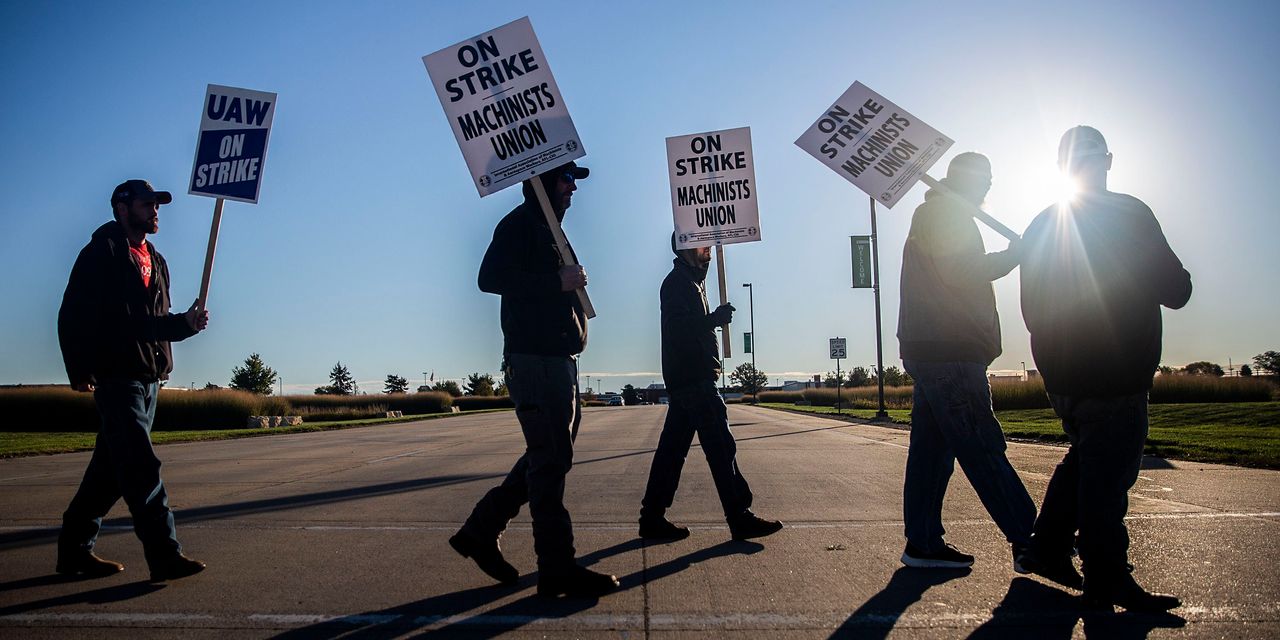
[58,221,197,386]
[660,251,722,391]
[897,184,1019,365]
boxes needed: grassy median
[758,402,1280,470]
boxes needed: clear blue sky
[2,1,1276,394]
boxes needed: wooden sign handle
[196,198,224,317]
[529,178,596,318]
[715,244,731,359]
[919,174,1020,241]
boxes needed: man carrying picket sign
[449,162,620,598]
[1020,126,1189,612]
[637,234,783,542]
[896,153,1039,572]
[56,179,209,582]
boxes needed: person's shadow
[828,566,971,639]
[0,578,163,616]
[968,577,1186,639]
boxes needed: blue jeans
[641,381,753,521]
[461,354,581,573]
[1032,392,1148,583]
[58,380,181,564]
[902,360,1035,551]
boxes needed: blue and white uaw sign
[423,16,585,197]
[189,84,276,204]
[795,82,951,209]
[667,127,761,249]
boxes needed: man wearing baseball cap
[1020,127,1191,611]
[56,179,209,581]
[449,162,620,598]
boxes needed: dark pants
[641,381,753,521]
[902,360,1036,552]
[1032,392,1148,583]
[461,353,580,573]
[58,380,181,565]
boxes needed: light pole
[742,282,755,401]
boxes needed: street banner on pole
[667,127,760,249]
[423,16,585,197]
[744,332,753,354]
[851,235,873,288]
[189,84,277,204]
[795,81,951,209]
[829,337,847,359]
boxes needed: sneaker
[56,551,124,577]
[148,554,206,582]
[537,564,620,598]
[901,542,974,569]
[639,516,691,541]
[449,531,518,585]
[1083,575,1180,612]
[727,513,783,540]
[1014,546,1083,590]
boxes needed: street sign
[423,16,585,197]
[851,235,873,288]
[829,337,847,359]
[189,84,277,204]
[668,127,760,249]
[744,332,753,354]
[795,81,952,209]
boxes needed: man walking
[57,179,209,582]
[637,235,783,542]
[1020,126,1190,612]
[896,153,1037,570]
[449,162,619,598]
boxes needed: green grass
[760,402,1280,470]
[0,408,513,458]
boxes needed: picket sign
[196,198,224,317]
[529,178,596,318]
[715,245,731,359]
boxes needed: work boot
[537,564,620,598]
[149,554,206,582]
[639,515,690,541]
[56,550,124,577]
[1083,574,1181,612]
[1014,545,1083,590]
[449,530,518,584]
[727,512,783,540]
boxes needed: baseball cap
[556,161,589,181]
[111,179,172,206]
[1058,126,1109,165]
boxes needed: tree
[875,366,911,387]
[203,382,222,390]
[229,353,278,395]
[848,366,872,387]
[622,384,639,406]
[429,380,464,397]
[1254,351,1280,376]
[464,372,495,396]
[1240,364,1253,377]
[1156,365,1175,376]
[315,362,355,395]
[823,371,846,388]
[730,363,768,396]
[1182,361,1224,377]
[384,374,409,394]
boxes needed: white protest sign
[423,17,585,197]
[830,337,847,359]
[189,84,277,204]
[795,82,951,209]
[667,127,761,249]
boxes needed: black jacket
[58,221,197,386]
[1020,191,1192,397]
[478,200,587,357]
[660,258,722,391]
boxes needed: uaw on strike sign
[668,127,760,249]
[795,82,951,208]
[424,17,584,197]
[189,84,277,204]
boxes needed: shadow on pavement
[270,538,763,639]
[0,579,163,616]
[828,566,971,639]
[967,577,1186,639]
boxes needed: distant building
[643,383,668,404]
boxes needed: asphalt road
[1,405,1277,638]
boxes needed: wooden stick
[919,174,1020,241]
[529,178,596,318]
[715,244,731,358]
[196,198,224,316]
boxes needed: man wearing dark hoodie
[637,235,783,542]
[449,162,619,599]
[896,153,1037,571]
[56,179,208,582]
[1020,126,1189,612]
